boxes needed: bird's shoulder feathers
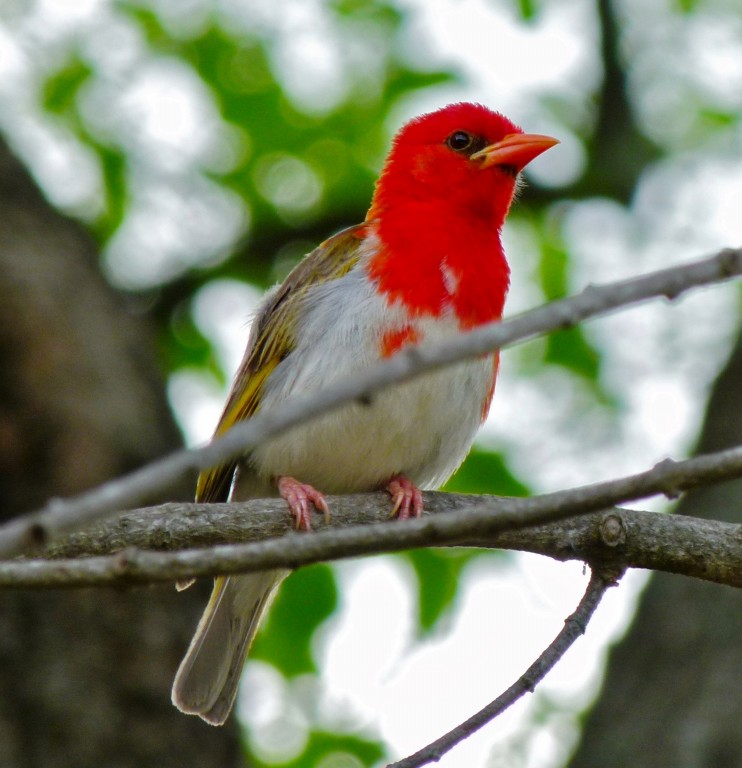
[195,224,367,503]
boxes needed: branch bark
[2,505,740,589]
[1,247,740,561]
[2,444,741,589]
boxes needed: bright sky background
[1,0,741,766]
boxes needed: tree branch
[386,568,615,768]
[2,446,741,589]
[0,247,740,560]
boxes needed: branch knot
[600,513,626,547]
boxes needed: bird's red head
[366,103,557,328]
[367,102,557,228]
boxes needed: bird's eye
[446,131,473,152]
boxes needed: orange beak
[471,132,559,172]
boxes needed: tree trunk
[567,331,742,768]
[0,136,244,766]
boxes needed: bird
[171,102,557,725]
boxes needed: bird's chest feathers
[251,258,498,492]
[367,219,510,330]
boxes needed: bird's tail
[172,570,287,725]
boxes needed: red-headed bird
[172,102,558,724]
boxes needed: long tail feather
[172,570,287,725]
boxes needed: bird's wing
[195,223,368,503]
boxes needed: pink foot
[386,475,424,520]
[277,476,330,531]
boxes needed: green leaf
[95,147,128,238]
[535,217,603,384]
[698,108,738,129]
[544,326,600,380]
[298,731,386,768]
[383,66,457,102]
[41,56,92,115]
[160,300,217,375]
[116,3,173,49]
[444,446,530,497]
[538,232,569,302]
[516,0,539,21]
[404,548,479,634]
[251,564,338,677]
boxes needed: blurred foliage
[249,730,386,768]
[516,0,539,21]
[252,564,338,677]
[445,446,530,497]
[42,57,92,115]
[165,298,218,376]
[534,214,604,387]
[41,53,132,237]
[400,447,529,635]
[404,548,483,634]
[39,0,456,375]
[4,0,742,763]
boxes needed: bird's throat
[366,210,510,329]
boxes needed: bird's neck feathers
[365,182,512,329]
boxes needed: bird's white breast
[248,249,495,494]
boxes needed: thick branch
[2,446,741,589]
[0,247,740,560]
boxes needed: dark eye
[446,131,473,152]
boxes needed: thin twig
[1,446,741,588]
[0,247,740,560]
[386,568,616,768]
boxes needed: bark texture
[0,136,244,766]
[567,331,742,768]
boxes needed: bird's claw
[277,476,330,530]
[387,475,424,519]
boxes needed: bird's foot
[387,475,424,519]
[277,476,331,530]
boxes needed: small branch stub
[600,513,626,547]
[26,523,49,550]
[719,246,742,276]
[654,457,683,499]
